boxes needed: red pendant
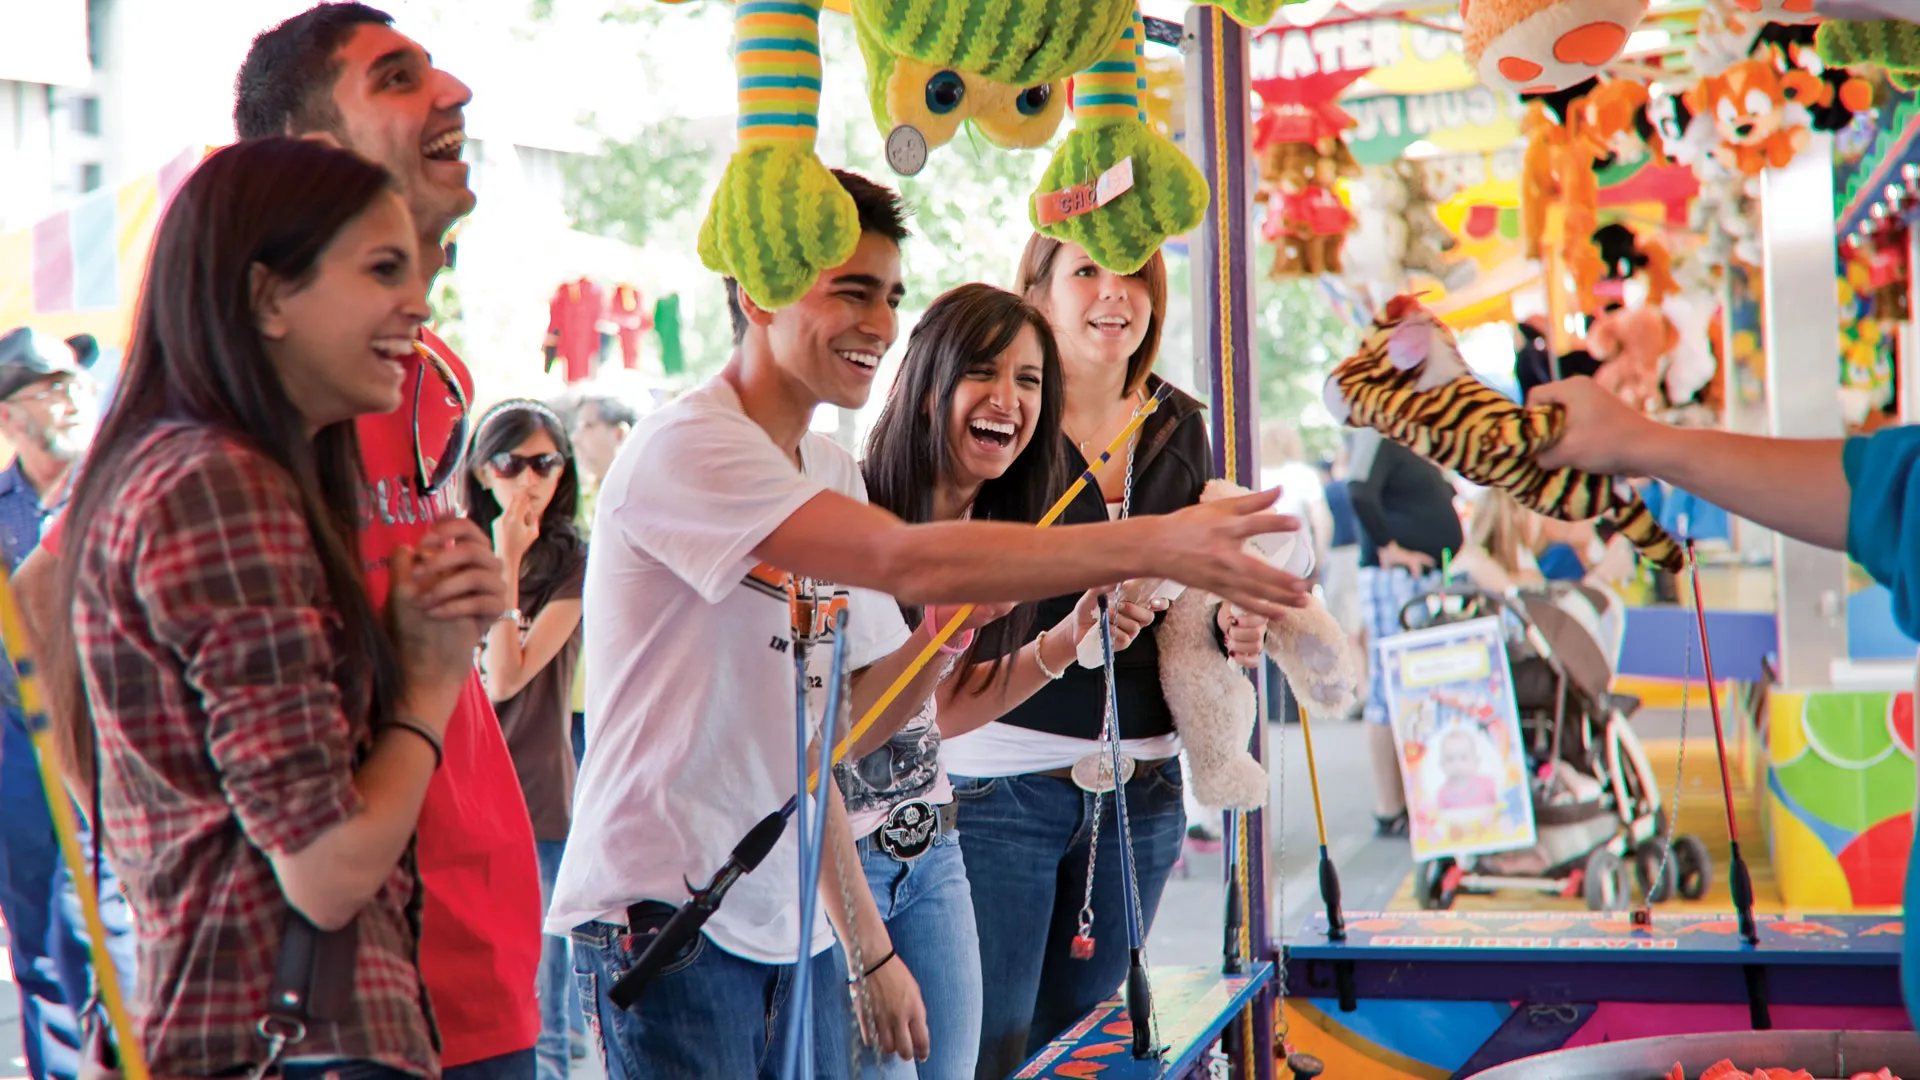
[1070,933,1096,960]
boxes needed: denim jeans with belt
[572,920,852,1080]
[951,760,1186,1080]
[852,828,980,1080]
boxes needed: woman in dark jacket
[945,237,1269,1078]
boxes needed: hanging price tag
[1033,156,1136,226]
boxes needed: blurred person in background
[1318,442,1363,719]
[1348,427,1462,836]
[467,401,588,1080]
[0,327,91,1080]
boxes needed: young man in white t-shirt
[550,171,1314,1080]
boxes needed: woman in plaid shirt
[46,138,503,1079]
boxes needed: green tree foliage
[1254,276,1354,461]
[556,118,713,249]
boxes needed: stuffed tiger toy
[1323,294,1684,573]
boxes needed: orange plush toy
[1725,0,1819,24]
[1463,0,1650,94]
[1684,58,1824,177]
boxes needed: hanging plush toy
[1259,137,1357,279]
[1684,57,1824,176]
[1752,23,1875,131]
[1725,0,1819,24]
[1396,160,1456,281]
[1323,294,1686,572]
[848,0,1119,157]
[1464,0,1650,95]
[1030,8,1210,273]
[1817,20,1920,92]
[1159,479,1358,811]
[698,0,857,311]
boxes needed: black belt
[863,799,957,861]
[1036,754,1176,781]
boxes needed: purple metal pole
[1184,9,1273,1080]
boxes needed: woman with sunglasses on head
[50,137,502,1079]
[940,239,1274,1078]
[464,400,587,1080]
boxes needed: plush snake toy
[700,0,1294,310]
[1323,294,1685,573]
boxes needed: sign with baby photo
[1378,616,1535,862]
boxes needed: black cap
[0,327,81,402]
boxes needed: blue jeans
[854,830,980,1080]
[535,840,574,1080]
[49,821,136,1035]
[1361,565,1446,724]
[572,921,853,1080]
[951,761,1187,1080]
[444,1049,536,1080]
[0,706,80,1080]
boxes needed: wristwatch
[496,608,524,627]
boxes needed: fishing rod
[781,608,848,1080]
[1683,540,1769,1030]
[0,565,149,1080]
[608,384,1174,1011]
[1098,594,1160,1060]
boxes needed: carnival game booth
[1252,0,1920,1076]
[686,0,1920,1075]
[20,0,1920,1078]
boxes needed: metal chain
[1113,430,1162,1052]
[1075,421,1140,943]
[1641,576,1694,912]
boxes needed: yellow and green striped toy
[1030,7,1208,274]
[697,0,1307,306]
[698,0,858,311]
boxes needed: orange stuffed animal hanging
[1684,58,1825,177]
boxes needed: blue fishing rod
[781,607,848,1079]
[606,598,850,1013]
[1097,594,1160,1060]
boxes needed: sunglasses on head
[413,338,470,499]
[489,452,564,479]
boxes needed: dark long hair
[53,137,405,793]
[862,283,1066,687]
[462,399,582,602]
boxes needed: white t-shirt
[546,378,910,964]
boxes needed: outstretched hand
[1530,376,1662,475]
[1156,488,1313,619]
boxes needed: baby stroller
[1397,581,1712,911]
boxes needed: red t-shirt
[44,328,541,1066]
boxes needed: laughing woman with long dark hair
[849,284,1164,1079]
[50,137,499,1080]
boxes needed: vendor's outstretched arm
[1530,377,1848,551]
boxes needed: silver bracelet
[1034,628,1068,681]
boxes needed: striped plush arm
[697,0,858,311]
[1031,3,1207,275]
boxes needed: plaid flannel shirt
[74,425,436,1078]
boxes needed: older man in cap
[0,326,90,1080]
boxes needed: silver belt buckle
[1070,751,1135,793]
[875,798,939,861]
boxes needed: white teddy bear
[1155,479,1359,810]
